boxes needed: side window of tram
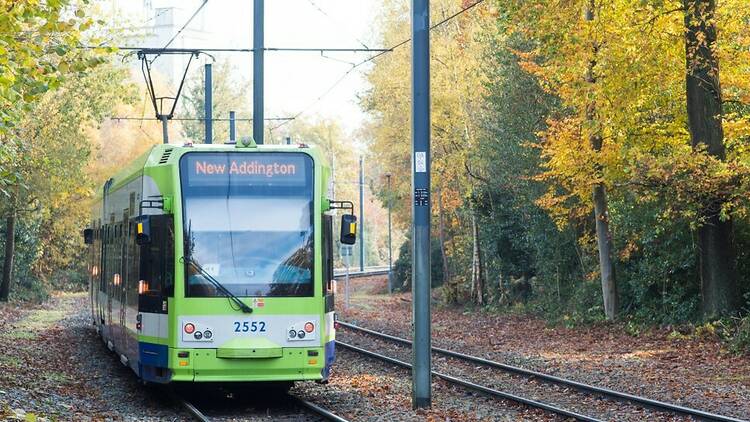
[323,215,334,293]
[100,226,109,292]
[138,215,175,297]
[323,215,335,312]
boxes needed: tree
[0,63,134,301]
[583,0,618,320]
[683,0,740,316]
[363,0,491,304]
[0,0,105,192]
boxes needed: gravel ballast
[337,274,750,421]
[1,292,558,421]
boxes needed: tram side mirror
[136,216,152,245]
[83,228,94,245]
[340,214,357,245]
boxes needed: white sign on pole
[415,151,427,173]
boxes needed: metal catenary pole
[229,111,236,142]
[359,156,365,272]
[387,174,393,294]
[253,0,264,145]
[160,115,169,144]
[411,0,432,409]
[204,63,213,144]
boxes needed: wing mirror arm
[330,200,357,245]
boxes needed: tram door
[117,215,128,354]
[120,218,136,361]
[98,225,106,331]
[108,222,118,346]
[105,224,114,340]
[113,220,128,352]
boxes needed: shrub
[392,235,445,292]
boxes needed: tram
[83,141,357,384]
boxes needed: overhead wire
[305,0,371,50]
[110,116,293,122]
[152,0,209,62]
[269,0,486,132]
[143,8,170,26]
[93,7,170,49]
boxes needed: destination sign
[183,153,311,187]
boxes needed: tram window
[100,226,108,291]
[323,215,333,294]
[180,152,314,298]
[139,215,174,297]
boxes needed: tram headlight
[203,330,212,339]
[297,330,306,339]
[289,329,297,338]
[194,331,203,340]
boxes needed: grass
[44,372,71,384]
[0,355,22,368]
[2,309,66,341]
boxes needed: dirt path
[1,292,546,421]
[0,293,180,420]
[337,276,750,420]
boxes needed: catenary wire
[269,0,487,132]
[152,0,209,61]
[305,0,371,49]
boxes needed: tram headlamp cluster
[288,320,317,341]
[182,321,214,342]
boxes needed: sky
[107,0,386,135]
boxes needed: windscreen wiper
[186,257,254,314]
[184,221,252,313]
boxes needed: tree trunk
[593,183,618,319]
[437,187,452,301]
[585,0,618,320]
[470,209,485,306]
[0,209,17,302]
[683,0,740,317]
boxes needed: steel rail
[337,340,603,422]
[175,397,211,422]
[333,267,390,278]
[338,321,747,422]
[292,395,351,422]
[175,393,348,422]
[334,270,390,278]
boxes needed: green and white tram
[84,141,356,384]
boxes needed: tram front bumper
[170,347,325,382]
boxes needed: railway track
[336,340,603,422]
[337,320,747,422]
[176,392,350,422]
[333,266,390,278]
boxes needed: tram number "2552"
[233,321,267,333]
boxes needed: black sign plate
[414,188,429,207]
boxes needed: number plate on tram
[233,320,267,334]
